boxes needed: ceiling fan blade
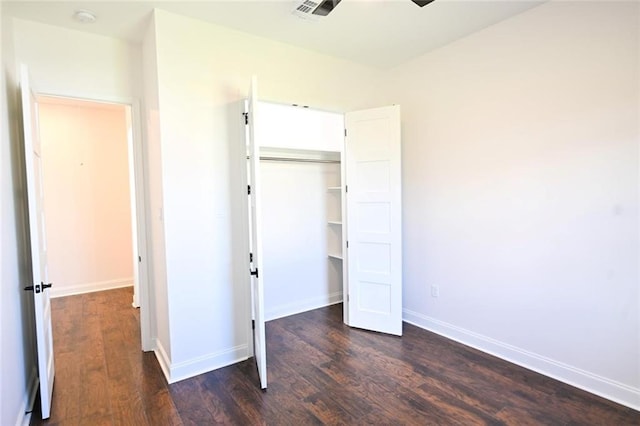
[411,0,436,7]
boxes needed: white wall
[1,12,38,426]
[141,13,170,366]
[11,19,140,101]
[390,1,639,408]
[149,9,387,382]
[38,101,133,297]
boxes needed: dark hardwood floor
[31,287,639,425]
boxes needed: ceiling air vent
[293,0,342,20]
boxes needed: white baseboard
[15,367,38,426]
[403,309,640,411]
[50,278,133,298]
[265,291,343,321]
[153,339,249,384]
[154,339,172,384]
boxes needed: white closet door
[345,105,402,336]
[247,76,267,389]
[21,64,56,418]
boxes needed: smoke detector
[73,10,97,24]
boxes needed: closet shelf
[327,186,341,191]
[328,253,343,260]
[327,221,342,226]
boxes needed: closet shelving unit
[259,146,345,264]
[327,183,344,261]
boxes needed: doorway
[35,95,151,350]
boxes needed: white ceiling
[3,0,544,69]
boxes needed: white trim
[36,92,135,108]
[235,99,254,360]
[125,103,140,309]
[14,367,38,426]
[165,345,249,384]
[403,309,640,411]
[154,338,172,384]
[127,97,152,351]
[265,291,343,322]
[49,278,133,298]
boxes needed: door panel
[247,76,267,389]
[20,64,55,418]
[345,105,402,336]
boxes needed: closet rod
[248,156,340,164]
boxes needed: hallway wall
[38,99,134,297]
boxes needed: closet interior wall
[261,158,342,320]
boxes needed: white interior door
[345,105,402,336]
[247,76,267,389]
[20,64,55,418]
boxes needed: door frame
[239,98,351,330]
[36,91,153,352]
[241,101,402,336]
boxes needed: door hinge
[24,282,52,294]
[243,112,249,125]
[346,241,349,248]
[250,268,259,278]
[347,294,350,302]
[249,252,253,263]
[247,185,251,195]
[344,128,347,137]
[345,185,348,193]
[138,255,142,263]
[252,319,255,330]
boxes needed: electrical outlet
[431,285,439,298]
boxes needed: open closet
[255,102,345,323]
[245,77,403,390]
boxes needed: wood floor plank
[267,322,375,421]
[136,357,183,425]
[167,379,218,425]
[298,307,562,424]
[140,388,183,426]
[269,360,357,424]
[78,362,111,418]
[282,311,501,423]
[44,351,82,423]
[31,287,640,426]
[200,372,263,424]
[109,396,149,426]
